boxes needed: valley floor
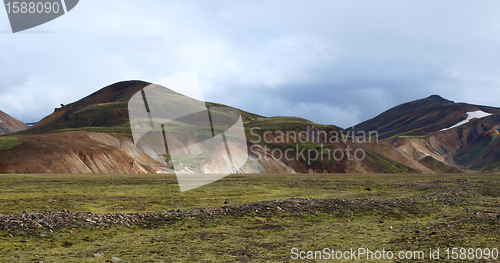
[0,173,499,262]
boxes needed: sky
[1,0,500,128]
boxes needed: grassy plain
[0,173,499,262]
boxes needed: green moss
[48,126,133,137]
[365,151,418,173]
[419,156,464,173]
[245,116,314,131]
[0,173,499,261]
[0,136,23,151]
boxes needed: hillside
[5,82,500,174]
[21,81,262,136]
[349,95,500,139]
[348,95,500,172]
[0,110,28,135]
[1,80,426,175]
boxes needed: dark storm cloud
[261,58,457,125]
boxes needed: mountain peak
[349,94,500,139]
[424,95,453,103]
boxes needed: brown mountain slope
[3,79,425,174]
[359,140,434,173]
[0,131,164,174]
[451,114,500,171]
[0,110,28,135]
[34,81,151,128]
[349,95,500,139]
[245,118,420,173]
[24,81,262,136]
[5,80,422,174]
[346,94,500,172]
[388,113,500,172]
[22,80,500,174]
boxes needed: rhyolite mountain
[24,81,262,136]
[0,80,421,174]
[0,110,28,135]
[350,95,500,172]
[1,82,499,174]
[349,95,500,139]
[0,81,267,174]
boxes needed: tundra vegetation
[0,173,498,262]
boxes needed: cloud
[0,0,499,127]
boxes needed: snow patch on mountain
[441,110,492,131]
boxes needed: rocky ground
[0,198,421,233]
[1,196,498,234]
[1,175,499,262]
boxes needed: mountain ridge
[2,82,500,174]
[349,95,500,139]
[0,110,28,135]
[1,80,423,174]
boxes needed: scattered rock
[0,198,425,233]
[112,257,121,262]
[93,252,104,258]
[365,187,372,191]
[379,220,385,223]
[224,200,231,204]
[255,218,267,223]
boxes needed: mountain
[1,80,423,174]
[0,131,161,174]
[349,95,500,139]
[2,81,273,174]
[244,117,420,173]
[5,82,498,174]
[0,110,28,135]
[350,95,500,172]
[21,80,262,136]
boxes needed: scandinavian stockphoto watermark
[249,127,378,165]
[128,70,249,192]
[3,0,79,33]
